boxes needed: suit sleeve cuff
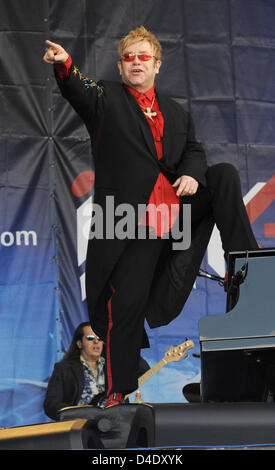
[54,54,72,81]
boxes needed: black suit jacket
[56,68,213,328]
[44,358,85,420]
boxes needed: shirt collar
[126,84,156,102]
[80,354,105,367]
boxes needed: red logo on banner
[246,174,275,237]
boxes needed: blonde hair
[118,26,162,61]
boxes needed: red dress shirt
[55,58,180,236]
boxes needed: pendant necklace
[139,95,157,120]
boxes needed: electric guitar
[125,339,194,400]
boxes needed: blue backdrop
[1,0,275,427]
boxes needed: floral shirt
[78,355,105,405]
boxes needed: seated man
[44,322,149,420]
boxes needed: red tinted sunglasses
[121,53,155,62]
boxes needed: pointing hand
[43,40,69,64]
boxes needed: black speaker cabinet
[58,404,155,448]
[0,419,102,450]
[153,402,275,448]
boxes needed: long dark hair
[61,322,90,362]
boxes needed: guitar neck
[125,358,167,400]
[124,341,193,401]
[138,358,167,387]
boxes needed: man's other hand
[172,175,198,197]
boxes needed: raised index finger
[45,39,60,48]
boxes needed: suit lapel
[157,93,172,163]
[70,359,84,396]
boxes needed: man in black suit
[43,26,258,408]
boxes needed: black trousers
[94,163,259,395]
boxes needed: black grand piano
[199,249,275,402]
